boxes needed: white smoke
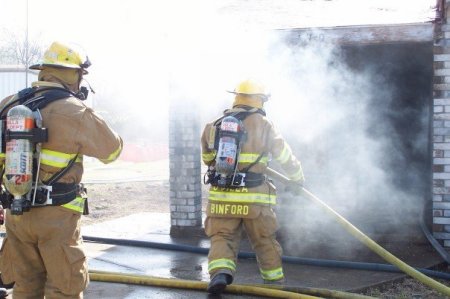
[261,38,429,256]
[0,1,431,256]
[151,1,431,258]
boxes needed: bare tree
[0,30,44,66]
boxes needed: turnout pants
[0,206,88,299]
[205,206,284,282]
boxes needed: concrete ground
[72,160,450,297]
[80,212,445,299]
[1,210,445,298]
[84,213,265,298]
[78,159,447,298]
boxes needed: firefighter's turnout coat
[0,81,122,298]
[201,105,304,282]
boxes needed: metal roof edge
[277,22,434,45]
[0,65,39,74]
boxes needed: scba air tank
[215,116,242,177]
[4,105,35,214]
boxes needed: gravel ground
[361,276,450,299]
[82,181,172,226]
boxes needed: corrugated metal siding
[0,69,37,100]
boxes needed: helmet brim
[227,90,270,102]
[30,63,89,75]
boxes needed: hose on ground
[419,203,450,264]
[247,283,375,299]
[89,269,377,299]
[265,167,450,297]
[88,269,322,299]
[83,235,450,281]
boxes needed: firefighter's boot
[207,273,232,294]
[0,288,8,298]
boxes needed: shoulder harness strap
[1,87,82,186]
[205,106,267,187]
[0,86,83,118]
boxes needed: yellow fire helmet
[227,79,270,102]
[30,41,91,74]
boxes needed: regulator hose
[83,235,450,281]
[88,269,321,299]
[265,167,450,297]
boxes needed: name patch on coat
[210,203,249,216]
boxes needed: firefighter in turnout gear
[0,41,123,298]
[201,79,304,294]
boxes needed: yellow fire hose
[265,167,450,297]
[89,270,321,299]
[89,269,375,299]
[249,283,375,299]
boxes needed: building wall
[432,0,450,247]
[168,99,203,235]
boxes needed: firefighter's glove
[285,181,304,195]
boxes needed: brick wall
[433,0,450,247]
[168,100,203,234]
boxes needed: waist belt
[209,171,265,188]
[32,183,79,206]
[0,183,88,215]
